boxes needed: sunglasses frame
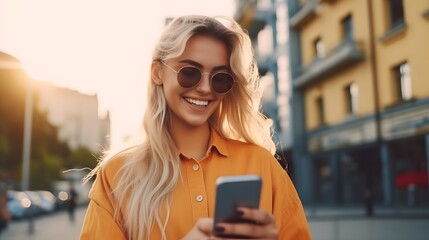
[160,61,235,94]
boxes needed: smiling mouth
[185,98,209,106]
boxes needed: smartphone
[212,175,262,239]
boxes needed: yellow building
[287,0,429,206]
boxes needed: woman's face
[160,35,230,129]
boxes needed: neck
[168,122,211,161]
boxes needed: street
[308,216,429,240]
[1,205,428,240]
[0,206,86,240]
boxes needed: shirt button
[192,164,199,171]
[196,195,204,202]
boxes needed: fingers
[215,222,278,239]
[214,208,278,239]
[196,218,214,235]
[237,207,276,225]
[181,218,215,240]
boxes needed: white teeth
[185,98,209,106]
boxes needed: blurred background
[1,0,428,239]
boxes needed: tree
[0,61,27,180]
[65,146,99,171]
[0,52,69,189]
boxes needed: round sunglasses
[161,61,235,94]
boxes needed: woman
[80,15,311,239]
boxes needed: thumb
[196,218,214,235]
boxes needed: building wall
[288,0,429,206]
[302,0,376,130]
[299,0,429,137]
[36,81,110,153]
[305,63,376,130]
[373,0,429,107]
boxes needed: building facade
[36,81,110,153]
[287,0,429,206]
[237,0,429,207]
[234,0,294,167]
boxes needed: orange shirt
[80,130,311,239]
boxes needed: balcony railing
[289,0,318,28]
[234,0,271,38]
[293,40,365,89]
[379,21,407,44]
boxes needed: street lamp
[21,66,34,234]
[21,75,33,192]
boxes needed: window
[342,15,354,41]
[388,0,405,28]
[316,96,325,126]
[393,62,412,101]
[345,82,359,114]
[314,37,325,58]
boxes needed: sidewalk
[305,205,429,219]
[306,206,429,240]
[1,205,428,240]
[0,206,86,240]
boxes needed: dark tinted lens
[177,67,201,88]
[211,73,234,94]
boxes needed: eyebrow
[178,59,230,72]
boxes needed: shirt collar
[178,128,229,160]
[209,128,229,157]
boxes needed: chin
[183,118,210,128]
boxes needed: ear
[151,61,163,85]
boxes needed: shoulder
[98,151,129,188]
[224,138,274,158]
[218,138,284,173]
[212,129,275,160]
[88,150,130,199]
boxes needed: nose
[196,73,211,93]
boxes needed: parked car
[6,190,31,219]
[52,189,69,211]
[23,191,44,216]
[36,191,56,214]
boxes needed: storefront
[381,101,429,207]
[306,99,429,207]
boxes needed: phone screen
[212,175,262,238]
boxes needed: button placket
[186,160,208,222]
[196,195,204,202]
[192,164,200,171]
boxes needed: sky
[0,0,237,148]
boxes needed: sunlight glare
[0,0,236,148]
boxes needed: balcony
[293,40,364,89]
[289,0,318,29]
[379,21,407,44]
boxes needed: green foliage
[0,64,101,190]
[29,151,64,190]
[0,69,26,178]
[65,146,99,171]
[0,132,10,167]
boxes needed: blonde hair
[86,15,276,240]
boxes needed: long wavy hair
[85,15,276,240]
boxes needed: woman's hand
[182,208,278,240]
[181,218,214,240]
[213,207,278,239]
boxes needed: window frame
[314,37,325,59]
[341,14,354,41]
[388,0,405,29]
[316,96,325,126]
[344,82,359,115]
[392,61,412,101]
